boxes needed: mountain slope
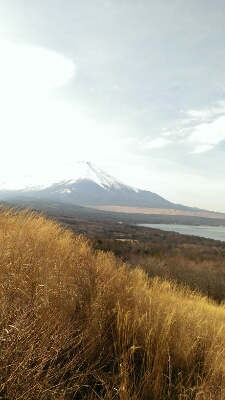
[0,161,197,210]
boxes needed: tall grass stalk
[1,206,225,399]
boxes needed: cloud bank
[0,40,76,96]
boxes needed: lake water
[138,224,225,242]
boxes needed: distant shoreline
[86,205,225,220]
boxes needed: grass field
[86,205,225,220]
[1,206,225,399]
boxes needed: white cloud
[191,144,214,154]
[0,40,76,96]
[188,116,225,153]
[0,40,78,175]
[139,137,171,149]
[186,104,225,121]
[161,130,173,137]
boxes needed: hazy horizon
[1,1,225,212]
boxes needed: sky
[0,0,225,212]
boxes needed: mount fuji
[0,161,191,210]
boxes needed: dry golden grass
[1,206,225,399]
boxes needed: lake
[138,224,225,242]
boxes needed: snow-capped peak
[49,161,139,191]
[0,161,139,192]
[57,161,125,189]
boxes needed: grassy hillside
[1,207,225,399]
[92,235,225,304]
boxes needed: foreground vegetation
[55,212,225,304]
[93,236,225,304]
[1,207,225,398]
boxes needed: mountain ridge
[0,161,205,211]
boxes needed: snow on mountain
[50,161,139,191]
[0,161,139,192]
[0,161,182,209]
[0,175,35,191]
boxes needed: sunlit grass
[1,206,225,399]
